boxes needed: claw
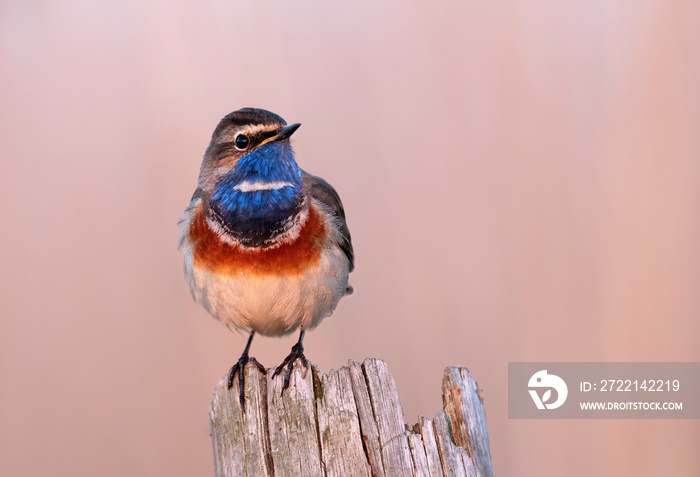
[226,332,266,411]
[273,330,308,396]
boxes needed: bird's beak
[258,123,301,147]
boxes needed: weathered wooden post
[210,358,493,477]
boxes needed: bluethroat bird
[179,108,354,408]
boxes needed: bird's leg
[273,330,309,395]
[227,331,266,410]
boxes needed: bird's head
[198,108,302,194]
[197,108,306,247]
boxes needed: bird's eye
[235,134,249,150]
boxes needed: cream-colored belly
[183,245,349,336]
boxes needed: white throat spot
[233,180,294,192]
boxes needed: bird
[179,108,354,408]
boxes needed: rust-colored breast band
[188,203,326,277]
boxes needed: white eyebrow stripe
[233,180,295,192]
[238,124,280,136]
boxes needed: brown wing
[178,187,203,250]
[302,171,355,272]
[190,187,203,201]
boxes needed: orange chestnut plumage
[188,202,326,277]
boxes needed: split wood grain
[210,358,493,477]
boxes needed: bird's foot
[272,340,309,396]
[227,352,266,410]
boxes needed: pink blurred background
[1,1,699,475]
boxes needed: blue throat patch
[209,141,305,247]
